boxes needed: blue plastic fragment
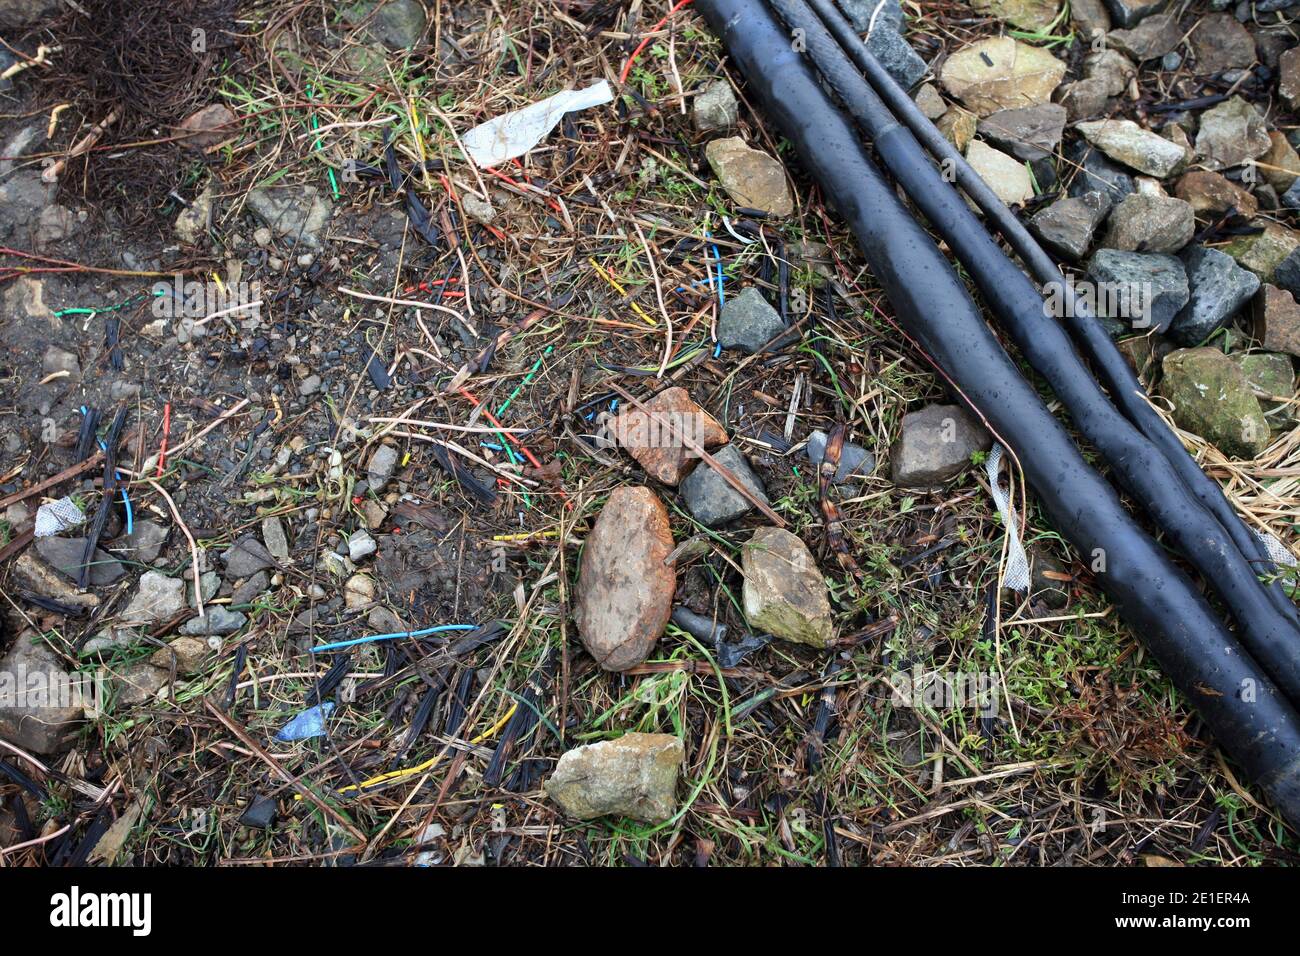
[274,702,335,742]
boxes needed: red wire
[156,402,171,477]
[619,0,696,85]
[457,386,572,509]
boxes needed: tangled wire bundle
[43,0,240,226]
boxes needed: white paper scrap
[461,81,614,169]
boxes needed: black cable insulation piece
[803,0,1300,626]
[769,0,1300,704]
[694,0,1300,825]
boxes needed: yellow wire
[588,258,657,326]
[296,702,521,800]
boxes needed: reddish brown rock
[178,104,238,150]
[609,387,727,485]
[1259,131,1300,193]
[1174,171,1258,219]
[574,487,675,671]
[1253,284,1300,358]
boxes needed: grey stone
[1071,0,1112,37]
[174,186,213,244]
[367,0,426,49]
[347,529,377,561]
[223,535,276,579]
[742,527,834,648]
[261,516,290,563]
[0,634,84,753]
[867,25,928,91]
[967,141,1033,206]
[1273,247,1300,299]
[11,552,99,609]
[805,429,876,482]
[1101,192,1195,254]
[109,519,168,565]
[693,79,738,132]
[1029,191,1111,260]
[35,537,126,586]
[914,83,947,120]
[1057,77,1114,121]
[190,570,221,609]
[459,192,495,223]
[1086,249,1189,333]
[1075,118,1188,178]
[1084,49,1137,95]
[0,123,45,179]
[120,571,186,624]
[367,444,400,491]
[149,637,211,676]
[180,605,248,637]
[298,373,322,396]
[1189,12,1256,73]
[891,404,991,487]
[839,0,904,32]
[0,0,64,30]
[231,570,270,606]
[1160,348,1270,458]
[81,627,146,656]
[1281,181,1300,210]
[246,185,331,248]
[41,345,79,377]
[34,204,80,249]
[976,104,1066,162]
[1107,12,1182,60]
[1233,352,1295,400]
[111,663,170,708]
[1170,246,1261,345]
[1196,96,1271,171]
[718,286,787,354]
[679,443,768,527]
[545,733,684,823]
[0,170,51,242]
[1065,141,1135,206]
[1101,0,1169,29]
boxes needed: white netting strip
[33,496,86,538]
[986,443,1031,591]
[1252,527,1298,568]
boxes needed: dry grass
[2,0,1299,867]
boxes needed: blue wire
[80,406,132,534]
[706,231,725,357]
[309,623,477,654]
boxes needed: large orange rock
[574,487,675,671]
[609,387,727,485]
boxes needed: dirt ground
[1,0,1299,866]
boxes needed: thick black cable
[770,0,1300,705]
[695,0,1300,826]
[803,0,1300,626]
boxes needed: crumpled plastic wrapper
[461,81,614,168]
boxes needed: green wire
[306,85,340,200]
[495,344,553,418]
